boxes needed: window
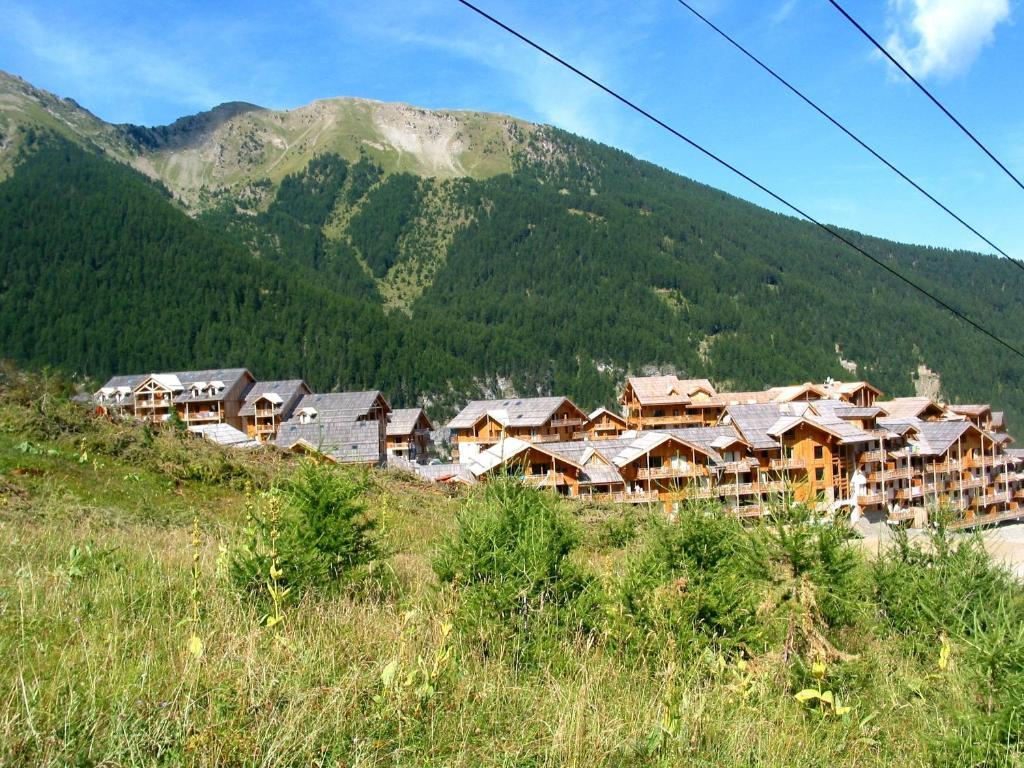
[653,409,665,418]
[672,409,679,417]
[815,468,825,482]
[648,456,663,469]
[814,445,824,460]
[532,463,550,476]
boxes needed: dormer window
[299,407,318,424]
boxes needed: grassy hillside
[2,367,1024,766]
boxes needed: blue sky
[2,0,1022,256]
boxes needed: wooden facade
[386,408,435,462]
[448,397,588,463]
[577,407,629,440]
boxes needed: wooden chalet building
[447,396,588,463]
[89,363,1024,529]
[94,369,255,429]
[619,375,718,429]
[576,407,629,440]
[274,391,391,466]
[238,379,312,442]
[386,408,434,462]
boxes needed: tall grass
[2,369,1024,766]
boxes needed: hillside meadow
[1,367,1023,767]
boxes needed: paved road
[854,519,1024,579]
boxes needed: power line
[827,0,1024,195]
[674,0,1024,273]
[454,0,1024,362]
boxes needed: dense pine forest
[2,115,1024,421]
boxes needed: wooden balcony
[857,450,885,463]
[254,407,280,418]
[635,465,705,480]
[867,466,914,482]
[895,486,925,501]
[639,414,705,427]
[719,460,757,473]
[856,492,885,505]
[184,411,221,422]
[948,476,986,491]
[948,508,1024,530]
[769,457,806,471]
[548,416,584,428]
[976,492,1012,507]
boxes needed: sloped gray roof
[387,408,433,436]
[543,427,740,468]
[238,380,309,416]
[876,397,943,419]
[409,461,477,484]
[624,375,716,405]
[811,400,883,420]
[877,416,920,436]
[724,404,785,450]
[912,420,973,456]
[187,423,260,448]
[274,418,383,464]
[579,465,625,485]
[97,373,148,392]
[292,391,389,420]
[665,426,746,458]
[447,396,582,430]
[167,369,253,404]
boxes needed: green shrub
[873,525,1019,646]
[749,505,865,631]
[228,460,379,599]
[433,478,598,666]
[875,525,1024,761]
[596,505,650,549]
[617,508,771,659]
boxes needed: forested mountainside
[2,71,1023,421]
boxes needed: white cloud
[318,0,661,142]
[0,1,227,122]
[771,0,798,25]
[885,0,1011,79]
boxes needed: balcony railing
[769,457,806,471]
[548,417,585,428]
[948,508,1024,530]
[856,492,885,505]
[857,450,885,463]
[895,487,925,501]
[976,492,1012,506]
[718,460,757,473]
[948,476,986,491]
[184,411,221,421]
[867,466,914,482]
[639,414,705,426]
[635,465,705,480]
